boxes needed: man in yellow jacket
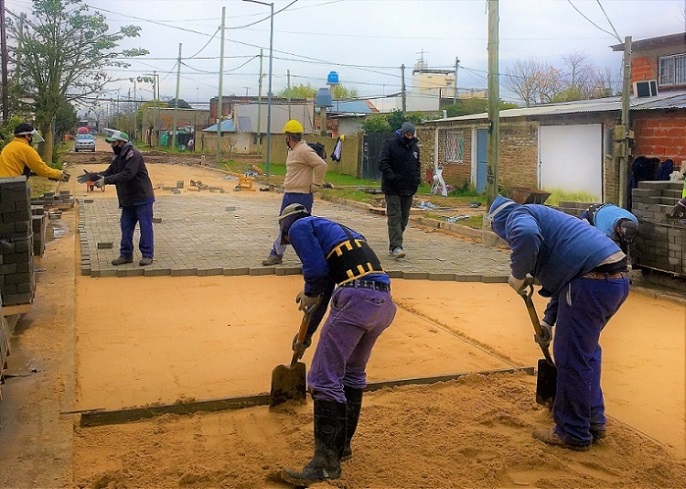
[0,123,67,181]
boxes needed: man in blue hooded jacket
[487,195,630,451]
[580,203,639,254]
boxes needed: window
[442,130,464,164]
[658,54,686,87]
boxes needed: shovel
[269,312,310,409]
[519,284,557,408]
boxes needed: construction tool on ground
[519,283,557,408]
[224,164,254,191]
[269,311,310,409]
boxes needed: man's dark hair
[286,132,302,142]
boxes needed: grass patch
[544,189,600,206]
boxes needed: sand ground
[0,156,684,488]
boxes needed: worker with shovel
[487,195,630,451]
[277,203,396,486]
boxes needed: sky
[5,0,686,112]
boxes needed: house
[421,92,686,203]
[320,99,378,137]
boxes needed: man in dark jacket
[378,122,420,258]
[77,130,155,266]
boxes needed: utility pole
[257,48,263,154]
[486,0,500,206]
[618,36,632,209]
[0,0,8,121]
[401,64,407,112]
[217,7,226,163]
[171,42,182,150]
[287,69,291,119]
[453,56,460,105]
[266,1,274,177]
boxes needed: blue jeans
[307,286,396,404]
[268,192,314,257]
[120,203,154,259]
[553,275,630,445]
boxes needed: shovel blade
[269,362,307,409]
[535,358,557,408]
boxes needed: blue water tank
[315,87,333,107]
[327,71,339,85]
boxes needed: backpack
[307,142,326,160]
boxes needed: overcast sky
[6,0,686,110]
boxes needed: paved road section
[78,193,511,280]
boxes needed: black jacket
[102,143,155,207]
[378,131,420,196]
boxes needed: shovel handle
[520,284,555,366]
[289,311,311,369]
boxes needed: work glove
[535,320,553,348]
[295,290,321,313]
[669,197,686,219]
[93,176,105,189]
[508,274,534,295]
[76,170,99,184]
[322,182,334,189]
[59,171,71,182]
[292,333,313,360]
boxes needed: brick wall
[633,111,686,169]
[499,122,539,190]
[420,121,539,191]
[631,56,656,85]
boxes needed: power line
[595,0,622,43]
[566,0,618,40]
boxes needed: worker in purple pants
[276,203,396,487]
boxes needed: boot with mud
[281,400,346,487]
[341,386,363,461]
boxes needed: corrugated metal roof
[424,91,686,124]
[203,120,236,132]
[331,100,374,114]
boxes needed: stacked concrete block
[30,190,74,208]
[631,181,685,276]
[32,204,47,257]
[556,201,599,218]
[0,177,35,306]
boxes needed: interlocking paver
[78,194,511,280]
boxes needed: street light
[243,0,274,177]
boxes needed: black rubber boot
[341,386,363,461]
[281,400,346,487]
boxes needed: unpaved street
[0,154,684,488]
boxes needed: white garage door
[539,124,602,200]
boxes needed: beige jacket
[282,140,327,193]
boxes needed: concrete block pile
[32,205,47,257]
[0,301,8,395]
[0,176,35,306]
[30,189,74,208]
[631,181,685,276]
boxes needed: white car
[74,134,96,152]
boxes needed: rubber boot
[341,386,363,461]
[281,400,346,486]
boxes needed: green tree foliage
[6,0,148,162]
[55,97,77,139]
[445,98,518,117]
[360,110,426,133]
[277,83,359,100]
[0,116,26,151]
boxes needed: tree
[506,53,617,107]
[445,98,518,117]
[6,0,148,162]
[277,82,359,100]
[54,96,77,139]
[360,110,426,133]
